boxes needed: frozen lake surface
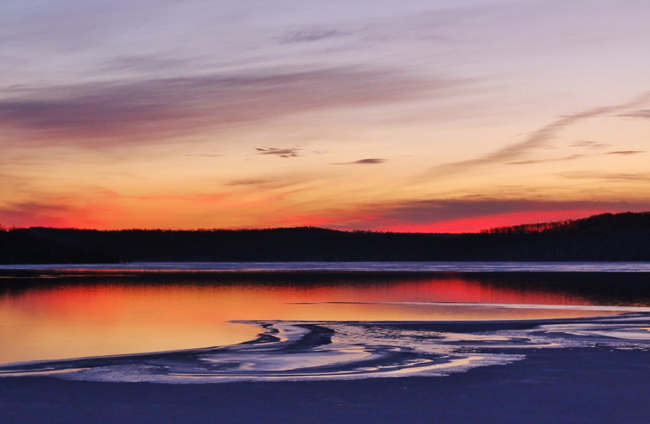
[4,261,650,272]
[2,265,650,384]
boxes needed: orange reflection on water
[0,276,616,365]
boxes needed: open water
[1,262,650,382]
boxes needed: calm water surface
[2,263,650,365]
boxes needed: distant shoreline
[3,261,650,272]
[2,212,650,263]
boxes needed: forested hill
[2,211,650,264]
[483,212,650,235]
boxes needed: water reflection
[1,271,649,365]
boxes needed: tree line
[2,212,650,263]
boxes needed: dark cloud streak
[570,140,610,149]
[344,198,650,229]
[508,155,583,165]
[0,68,442,148]
[618,109,650,118]
[557,172,650,182]
[0,200,72,228]
[333,158,386,165]
[606,150,644,155]
[424,92,650,178]
[280,29,348,44]
[226,178,297,189]
[256,147,301,158]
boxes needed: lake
[2,262,650,372]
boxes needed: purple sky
[1,0,649,231]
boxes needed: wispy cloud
[101,55,188,73]
[280,28,349,44]
[508,155,583,165]
[333,158,386,165]
[618,109,650,118]
[365,198,631,224]
[226,178,299,190]
[0,67,443,148]
[570,140,610,150]
[606,150,645,155]
[507,148,644,165]
[256,147,301,158]
[557,172,650,182]
[423,92,650,178]
[227,178,274,186]
[184,153,222,157]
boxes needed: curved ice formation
[1,314,649,383]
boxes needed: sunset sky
[1,0,649,232]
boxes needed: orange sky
[1,0,650,232]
